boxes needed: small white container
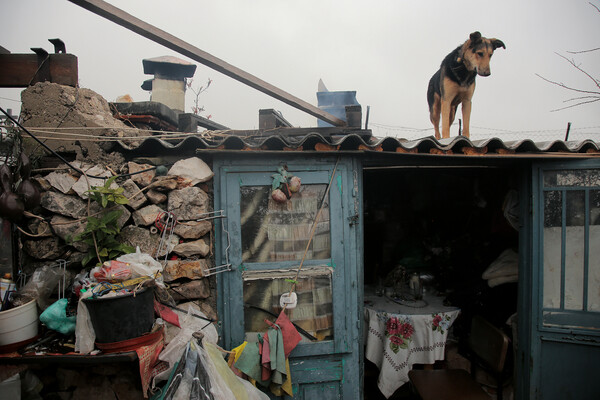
[0,299,39,346]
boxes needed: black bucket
[83,287,155,343]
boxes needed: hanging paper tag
[280,292,298,309]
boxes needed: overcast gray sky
[1,0,599,141]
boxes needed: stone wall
[20,157,218,320]
[14,82,219,320]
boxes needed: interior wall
[362,166,520,332]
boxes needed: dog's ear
[469,31,482,43]
[490,39,506,50]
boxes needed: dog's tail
[427,70,440,113]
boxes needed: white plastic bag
[117,246,164,286]
[155,305,218,386]
[74,290,95,354]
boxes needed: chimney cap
[141,79,153,91]
[143,56,197,78]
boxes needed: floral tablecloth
[364,291,460,398]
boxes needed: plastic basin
[0,299,39,346]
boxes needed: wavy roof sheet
[113,129,600,158]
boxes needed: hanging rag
[263,318,294,397]
[229,341,248,378]
[260,332,272,382]
[269,358,293,397]
[274,309,302,358]
[234,341,270,387]
[267,325,286,385]
[234,309,302,397]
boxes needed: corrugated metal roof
[113,130,600,158]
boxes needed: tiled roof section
[113,130,600,157]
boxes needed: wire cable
[0,106,159,180]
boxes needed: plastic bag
[74,290,95,354]
[204,341,249,400]
[12,265,65,310]
[39,298,77,335]
[91,260,132,282]
[155,305,218,386]
[117,247,163,285]
[196,341,237,400]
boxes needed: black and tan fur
[427,31,505,139]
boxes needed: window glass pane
[591,190,600,226]
[564,228,584,311]
[544,169,600,188]
[240,184,330,263]
[544,190,562,228]
[543,226,562,309]
[588,225,600,312]
[588,190,600,311]
[543,190,562,309]
[564,191,585,310]
[243,268,334,342]
[566,190,585,227]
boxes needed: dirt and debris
[20,82,152,164]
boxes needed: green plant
[74,176,135,267]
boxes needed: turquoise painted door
[530,161,600,399]
[214,157,362,399]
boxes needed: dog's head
[461,31,505,76]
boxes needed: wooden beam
[67,0,347,127]
[0,54,78,87]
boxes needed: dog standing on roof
[427,31,505,139]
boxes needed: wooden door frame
[212,154,363,398]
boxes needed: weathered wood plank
[68,0,347,127]
[0,54,78,87]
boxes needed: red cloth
[136,334,164,398]
[153,300,181,328]
[261,332,272,381]
[275,310,302,358]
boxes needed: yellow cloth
[231,341,248,364]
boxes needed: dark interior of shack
[362,166,520,337]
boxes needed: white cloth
[482,248,518,280]
[364,291,460,398]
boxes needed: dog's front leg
[461,99,472,138]
[441,99,453,139]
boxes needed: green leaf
[101,210,122,225]
[272,174,284,190]
[109,250,121,259]
[86,216,101,230]
[104,176,118,188]
[101,195,108,208]
[81,252,96,267]
[119,244,135,254]
[98,248,109,257]
[115,196,129,205]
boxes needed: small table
[364,287,460,398]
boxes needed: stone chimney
[141,56,196,112]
